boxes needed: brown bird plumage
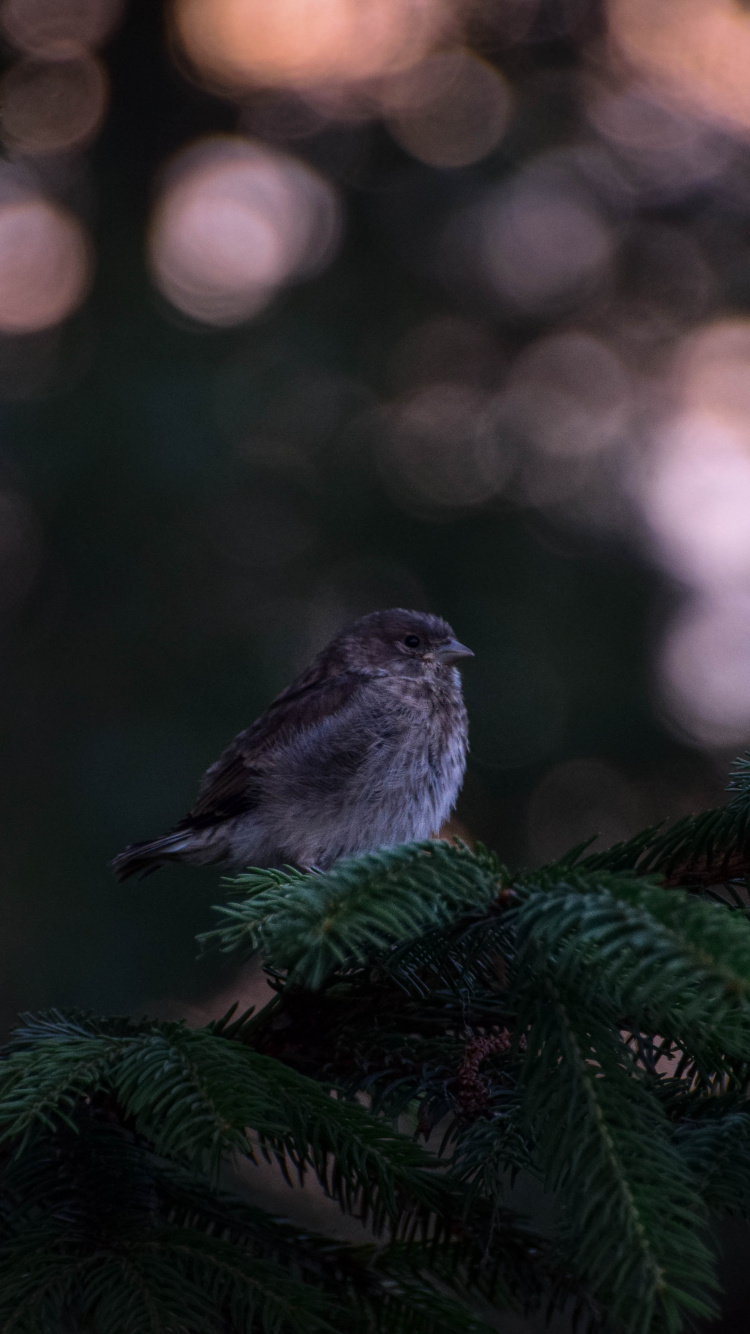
[111,609,472,880]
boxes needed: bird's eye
[403,634,421,649]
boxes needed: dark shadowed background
[0,0,749,1325]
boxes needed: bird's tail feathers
[110,832,196,882]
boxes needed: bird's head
[335,609,473,679]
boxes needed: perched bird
[111,608,473,880]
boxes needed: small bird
[111,608,473,881]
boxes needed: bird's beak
[436,639,474,665]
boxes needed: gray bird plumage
[111,609,472,880]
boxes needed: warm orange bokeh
[609,0,750,135]
[173,0,456,92]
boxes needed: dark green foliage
[0,1011,456,1229]
[673,1105,750,1217]
[514,974,715,1333]
[201,840,502,987]
[512,871,750,1058]
[0,1115,491,1334]
[7,768,750,1329]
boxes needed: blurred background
[1,0,750,1323]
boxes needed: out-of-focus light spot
[678,319,750,422]
[644,412,750,589]
[586,80,734,199]
[489,331,631,458]
[608,0,750,137]
[476,175,615,315]
[379,382,511,510]
[640,321,750,588]
[636,319,750,750]
[173,0,454,92]
[1,0,124,58]
[0,194,90,332]
[527,758,641,864]
[148,137,342,326]
[515,451,609,517]
[381,50,512,168]
[0,54,108,154]
[658,593,750,748]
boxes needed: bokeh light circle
[644,412,750,590]
[0,54,108,154]
[586,80,734,199]
[478,177,615,315]
[148,136,342,325]
[383,50,512,168]
[659,594,750,749]
[379,382,513,511]
[0,197,90,332]
[173,0,454,92]
[492,331,631,458]
[637,319,750,749]
[1,0,125,58]
[641,320,750,589]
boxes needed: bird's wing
[178,667,374,830]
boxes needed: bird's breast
[362,676,468,811]
[251,672,468,867]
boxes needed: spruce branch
[202,841,502,987]
[0,1114,499,1334]
[674,1106,750,1218]
[511,870,750,1059]
[514,969,718,1333]
[0,1011,458,1239]
[0,1224,356,1334]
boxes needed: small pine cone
[455,1030,511,1116]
